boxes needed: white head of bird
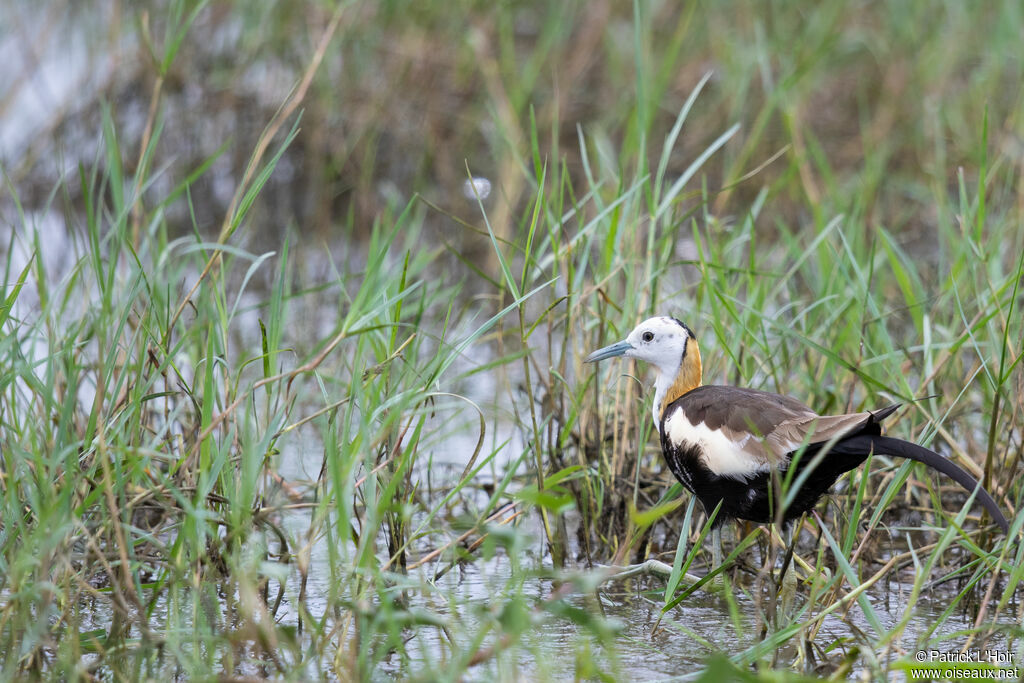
[585,316,703,427]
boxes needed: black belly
[659,434,873,526]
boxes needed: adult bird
[585,316,1009,567]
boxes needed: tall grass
[2,0,1023,680]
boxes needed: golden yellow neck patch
[660,337,702,419]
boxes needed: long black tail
[841,435,1010,533]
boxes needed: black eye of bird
[642,331,654,342]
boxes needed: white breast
[663,407,771,480]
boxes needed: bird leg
[778,523,798,615]
[712,527,724,570]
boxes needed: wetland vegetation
[2,1,1023,680]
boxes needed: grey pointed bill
[584,340,633,363]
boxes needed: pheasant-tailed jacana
[585,316,1010,561]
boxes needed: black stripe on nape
[670,317,696,339]
[671,318,689,367]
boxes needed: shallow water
[363,540,1006,680]
[269,443,1015,681]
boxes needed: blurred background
[5,1,1022,264]
[3,2,1023,678]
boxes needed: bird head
[586,316,702,424]
[585,316,692,373]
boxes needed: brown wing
[766,411,879,455]
[672,385,892,462]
